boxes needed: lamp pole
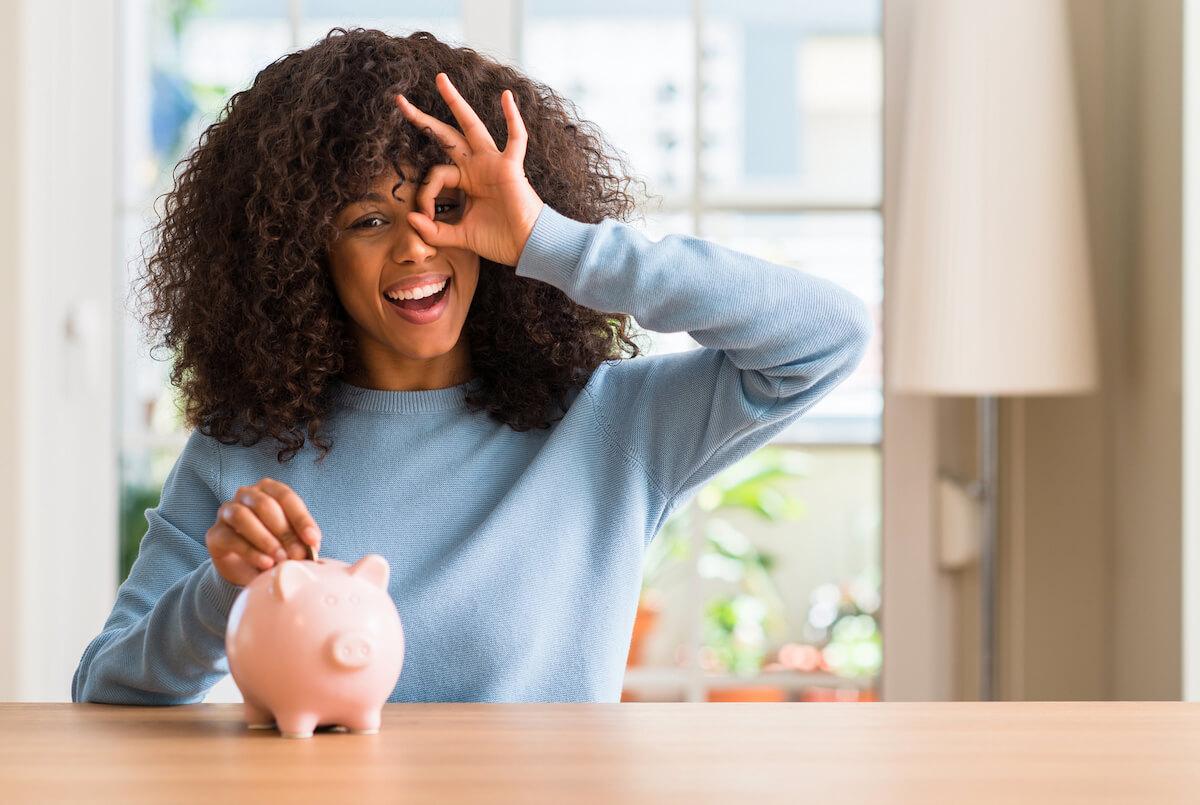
[978,395,998,701]
[889,0,1097,702]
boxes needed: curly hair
[139,28,646,462]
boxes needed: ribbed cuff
[515,205,597,290]
[198,560,244,620]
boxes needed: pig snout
[328,632,375,669]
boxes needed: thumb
[407,211,466,250]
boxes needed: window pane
[119,0,292,438]
[118,210,178,440]
[301,0,463,45]
[701,0,882,206]
[120,0,291,207]
[117,0,295,585]
[702,212,882,443]
[625,445,881,700]
[523,1,695,201]
[177,1,291,89]
[119,445,184,584]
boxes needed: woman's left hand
[396,73,544,267]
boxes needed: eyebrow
[345,171,410,207]
[348,191,388,205]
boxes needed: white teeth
[386,278,448,301]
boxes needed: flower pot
[626,591,663,667]
[706,685,787,703]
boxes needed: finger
[395,93,471,162]
[221,501,288,565]
[500,89,528,164]
[235,486,308,560]
[215,553,260,588]
[415,163,462,219]
[210,517,278,571]
[257,478,322,550]
[435,72,500,153]
[406,211,469,251]
[207,526,266,586]
[235,486,289,535]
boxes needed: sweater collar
[333,377,481,413]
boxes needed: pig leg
[343,709,382,735]
[275,710,322,739]
[242,698,276,730]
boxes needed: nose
[389,218,436,265]
[329,632,375,669]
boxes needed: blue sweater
[72,206,871,704]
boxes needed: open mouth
[384,277,450,312]
[382,275,452,324]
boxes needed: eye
[350,214,386,230]
[433,198,461,219]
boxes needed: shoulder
[579,349,724,404]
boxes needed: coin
[305,541,318,561]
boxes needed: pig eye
[348,594,360,605]
[324,595,337,606]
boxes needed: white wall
[0,0,24,702]
[881,0,958,701]
[1111,0,1184,701]
[1183,0,1200,702]
[1000,0,1189,702]
[0,0,118,702]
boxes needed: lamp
[888,0,1098,701]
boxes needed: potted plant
[626,508,689,666]
[626,446,808,700]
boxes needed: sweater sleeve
[72,430,244,704]
[515,206,873,532]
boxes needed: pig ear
[349,554,390,590]
[273,561,316,602]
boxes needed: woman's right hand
[205,478,322,587]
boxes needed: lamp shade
[888,0,1098,395]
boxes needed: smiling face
[326,167,479,391]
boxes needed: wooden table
[2,702,1198,803]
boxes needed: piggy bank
[224,555,404,738]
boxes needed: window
[116,0,882,703]
[523,0,882,702]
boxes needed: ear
[349,554,390,591]
[273,560,316,602]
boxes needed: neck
[344,341,473,392]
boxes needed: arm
[395,74,871,525]
[517,206,873,524]
[72,431,243,704]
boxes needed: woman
[73,28,871,704]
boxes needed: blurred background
[0,0,1197,707]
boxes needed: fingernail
[275,549,287,563]
[304,526,321,544]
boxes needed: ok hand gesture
[396,73,545,267]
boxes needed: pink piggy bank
[225,555,404,738]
